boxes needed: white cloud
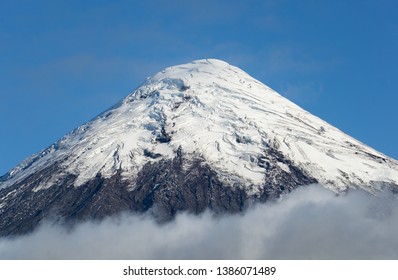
[1,185,398,259]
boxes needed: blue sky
[1,0,397,175]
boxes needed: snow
[2,58,398,193]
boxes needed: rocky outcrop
[0,148,316,237]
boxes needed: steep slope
[1,59,398,236]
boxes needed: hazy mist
[1,185,398,259]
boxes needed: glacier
[1,58,398,236]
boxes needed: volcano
[1,59,398,236]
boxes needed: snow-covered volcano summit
[1,58,398,236]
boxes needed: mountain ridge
[1,58,398,236]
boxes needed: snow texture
[2,59,398,194]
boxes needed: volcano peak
[1,59,398,236]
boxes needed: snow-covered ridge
[2,58,398,193]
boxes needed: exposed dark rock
[156,127,172,143]
[143,149,162,159]
[130,153,248,221]
[0,148,317,237]
[180,85,190,91]
[235,134,252,144]
[256,148,318,201]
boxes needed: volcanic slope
[1,59,398,236]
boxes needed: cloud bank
[1,185,398,259]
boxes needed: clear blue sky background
[1,0,397,175]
